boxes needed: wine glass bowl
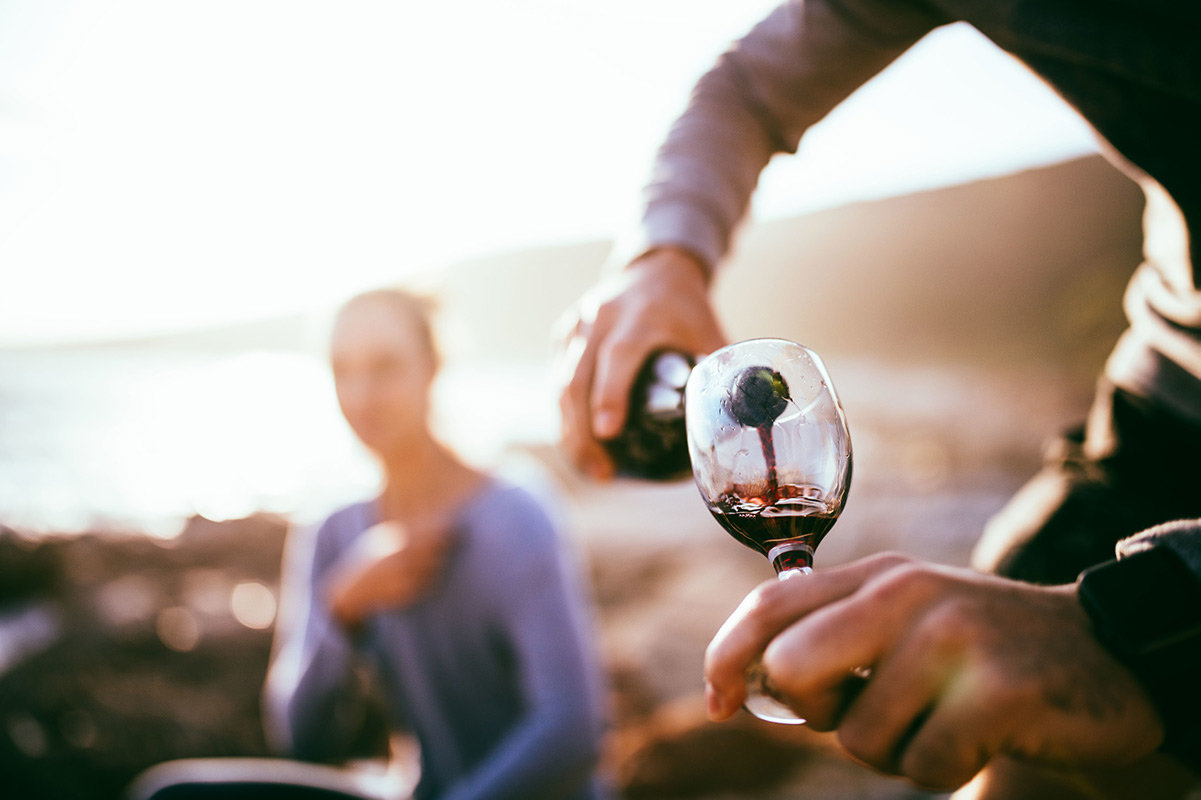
[685,338,852,722]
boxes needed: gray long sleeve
[634,0,1201,424]
[633,0,940,271]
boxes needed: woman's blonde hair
[333,287,442,370]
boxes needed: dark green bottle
[604,350,696,480]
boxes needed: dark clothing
[974,384,1201,584]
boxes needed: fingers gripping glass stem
[745,565,811,724]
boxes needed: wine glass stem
[768,541,815,575]
[744,552,812,725]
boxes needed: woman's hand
[326,518,454,630]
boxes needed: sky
[0,0,1100,347]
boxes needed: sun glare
[230,581,277,631]
[0,0,781,345]
[0,1,1097,346]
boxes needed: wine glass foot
[743,692,806,725]
[744,660,806,725]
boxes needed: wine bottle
[604,349,696,480]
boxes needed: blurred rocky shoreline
[0,155,1142,798]
[0,476,947,800]
[0,515,285,800]
[0,354,1102,800]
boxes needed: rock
[0,526,64,604]
[608,694,827,798]
[0,516,294,800]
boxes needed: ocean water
[0,333,1090,543]
[0,346,558,537]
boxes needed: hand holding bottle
[554,246,727,481]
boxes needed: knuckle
[969,659,1032,711]
[557,388,580,425]
[917,595,992,654]
[754,657,831,729]
[718,583,792,650]
[897,715,988,791]
[867,551,915,571]
[901,745,979,792]
[906,606,973,660]
[563,362,593,398]
[923,599,971,635]
[737,588,781,636]
[601,334,645,365]
[748,579,797,625]
[861,560,941,607]
[837,719,892,771]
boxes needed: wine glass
[685,338,852,724]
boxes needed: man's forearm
[638,0,935,268]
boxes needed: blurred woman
[131,288,608,800]
[264,288,609,799]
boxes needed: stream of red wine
[757,423,779,505]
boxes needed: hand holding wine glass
[685,338,852,723]
[702,554,1169,791]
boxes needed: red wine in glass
[685,339,852,723]
[709,487,838,574]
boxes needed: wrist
[1077,546,1201,771]
[629,245,712,285]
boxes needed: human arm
[555,0,942,478]
[326,518,454,632]
[704,551,1172,791]
[262,515,371,761]
[442,497,606,799]
[556,246,726,480]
